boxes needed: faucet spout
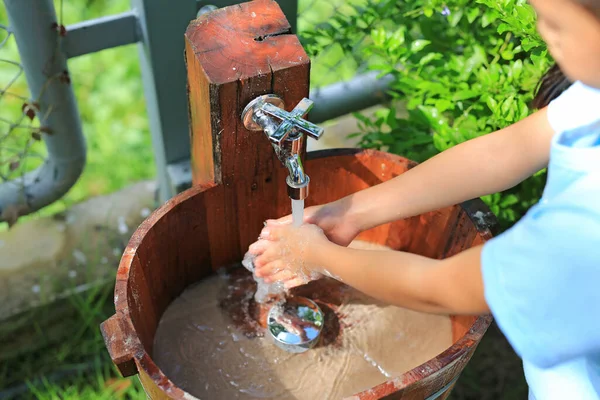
[285,154,309,200]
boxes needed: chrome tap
[241,94,323,200]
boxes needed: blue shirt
[481,81,600,400]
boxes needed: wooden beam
[184,0,310,265]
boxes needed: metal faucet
[241,94,323,200]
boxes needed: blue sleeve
[548,81,600,134]
[481,177,600,369]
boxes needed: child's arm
[251,224,488,315]
[273,108,555,239]
[337,108,555,231]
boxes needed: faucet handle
[241,94,324,145]
[290,98,324,140]
[262,98,324,143]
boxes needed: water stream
[291,199,304,227]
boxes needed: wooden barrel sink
[101,149,496,400]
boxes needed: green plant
[0,278,143,400]
[301,0,551,230]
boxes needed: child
[248,0,600,398]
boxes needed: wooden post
[184,0,310,268]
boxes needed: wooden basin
[101,148,496,399]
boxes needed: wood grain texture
[102,148,498,399]
[184,0,310,268]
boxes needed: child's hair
[532,64,572,109]
[531,0,600,109]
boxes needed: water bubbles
[195,325,212,332]
[241,252,286,303]
[323,269,342,282]
[363,353,393,378]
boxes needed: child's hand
[265,200,360,247]
[248,223,332,289]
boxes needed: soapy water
[242,252,286,304]
[241,199,309,304]
[153,240,453,400]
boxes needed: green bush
[301,0,552,230]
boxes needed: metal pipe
[63,11,141,59]
[308,71,395,123]
[1,0,86,222]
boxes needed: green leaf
[433,133,449,151]
[452,90,479,101]
[499,194,519,207]
[497,23,511,34]
[501,50,514,60]
[518,100,530,119]
[410,39,431,52]
[388,27,406,51]
[371,27,386,47]
[501,95,515,115]
[449,9,464,27]
[481,10,498,27]
[419,52,442,65]
[521,37,539,52]
[353,112,374,127]
[485,96,498,112]
[511,59,523,79]
[467,8,481,23]
[435,99,453,112]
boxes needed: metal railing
[1,0,85,225]
[0,0,391,222]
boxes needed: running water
[291,199,304,227]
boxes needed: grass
[0,280,144,399]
